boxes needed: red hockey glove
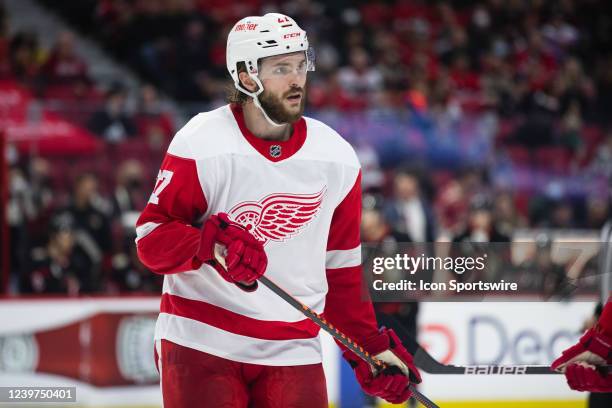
[563,363,612,392]
[551,327,612,374]
[195,213,267,291]
[343,328,422,404]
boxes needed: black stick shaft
[406,333,612,375]
[259,275,439,408]
[421,362,612,375]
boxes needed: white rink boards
[0,298,597,407]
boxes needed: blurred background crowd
[2,0,611,296]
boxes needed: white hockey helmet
[226,13,314,125]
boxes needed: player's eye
[273,66,291,75]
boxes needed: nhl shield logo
[269,145,282,158]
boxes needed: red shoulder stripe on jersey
[161,293,321,340]
[327,171,361,251]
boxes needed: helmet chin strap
[235,74,288,128]
[253,94,285,128]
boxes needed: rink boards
[0,297,595,407]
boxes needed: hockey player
[135,13,421,407]
[552,298,612,393]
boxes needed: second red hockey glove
[551,326,612,373]
[195,213,267,291]
[343,328,422,404]
[564,363,612,392]
[552,301,612,392]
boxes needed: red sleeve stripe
[326,246,361,269]
[160,293,321,341]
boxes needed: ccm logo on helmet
[235,23,259,31]
[283,32,301,39]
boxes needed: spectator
[435,166,490,236]
[112,159,147,229]
[546,200,576,229]
[362,206,410,246]
[584,194,610,230]
[558,57,594,118]
[376,48,408,91]
[384,169,436,243]
[434,177,468,236]
[8,31,43,87]
[519,234,570,299]
[514,82,559,148]
[135,84,174,149]
[310,71,367,110]
[62,172,112,279]
[25,158,57,249]
[337,47,383,100]
[174,17,211,100]
[493,191,527,237]
[27,212,93,295]
[28,158,55,218]
[41,31,90,92]
[110,241,162,293]
[87,82,137,142]
[453,195,510,243]
[448,53,480,91]
[452,195,510,284]
[559,100,584,156]
[8,167,36,290]
[356,143,384,194]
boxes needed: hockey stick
[258,275,440,408]
[382,313,612,376]
[412,341,612,376]
[214,243,440,408]
[213,246,435,404]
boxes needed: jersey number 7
[148,169,174,205]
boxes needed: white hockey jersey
[136,104,378,365]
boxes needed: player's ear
[238,72,259,93]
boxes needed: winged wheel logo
[228,189,326,245]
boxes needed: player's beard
[259,87,306,124]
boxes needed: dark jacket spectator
[27,212,94,294]
[384,170,436,243]
[87,82,137,142]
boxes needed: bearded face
[258,85,306,124]
[254,52,309,124]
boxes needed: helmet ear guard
[233,60,264,99]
